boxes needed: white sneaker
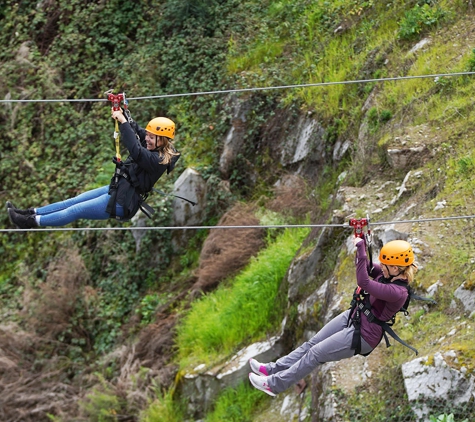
[249,373,276,397]
[249,358,269,376]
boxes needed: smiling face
[145,131,165,150]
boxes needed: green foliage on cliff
[177,227,309,368]
[2,0,475,421]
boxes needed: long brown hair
[157,136,179,165]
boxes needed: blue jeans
[36,186,124,227]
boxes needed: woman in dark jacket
[7,109,179,228]
[249,239,417,396]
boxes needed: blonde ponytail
[397,264,418,283]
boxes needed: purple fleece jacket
[354,241,409,348]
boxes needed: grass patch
[176,227,309,369]
[140,389,184,422]
[204,382,268,422]
[228,39,285,74]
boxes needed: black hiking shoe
[6,201,35,216]
[8,208,38,229]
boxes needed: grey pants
[266,310,373,393]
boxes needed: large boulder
[172,168,207,250]
[279,114,326,171]
[311,351,380,422]
[454,281,475,315]
[130,212,149,253]
[401,351,475,421]
[219,96,253,179]
[387,144,431,170]
[173,168,207,226]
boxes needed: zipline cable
[1,214,475,233]
[1,71,474,104]
[3,71,474,233]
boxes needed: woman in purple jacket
[249,239,417,396]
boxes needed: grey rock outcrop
[181,336,284,417]
[219,97,253,179]
[387,145,430,169]
[402,351,475,421]
[384,124,438,171]
[173,168,206,226]
[454,281,475,315]
[172,168,207,250]
[280,115,326,172]
[131,212,149,253]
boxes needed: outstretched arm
[354,239,405,302]
[112,109,163,173]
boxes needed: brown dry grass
[267,174,316,219]
[191,202,266,295]
[24,247,92,345]
[0,324,80,422]
[134,313,178,368]
[0,248,93,421]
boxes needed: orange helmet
[146,117,175,139]
[379,240,415,266]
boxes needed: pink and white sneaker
[249,358,269,376]
[249,373,276,397]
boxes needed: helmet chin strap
[383,264,402,282]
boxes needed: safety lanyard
[105,89,127,162]
[114,119,121,161]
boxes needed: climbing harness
[347,219,436,356]
[348,280,436,356]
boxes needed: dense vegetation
[1,0,475,421]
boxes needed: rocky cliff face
[173,92,475,420]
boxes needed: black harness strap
[105,158,123,219]
[347,279,433,356]
[106,157,137,220]
[353,298,419,355]
[152,188,197,206]
[348,287,372,356]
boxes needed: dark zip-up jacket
[115,121,180,218]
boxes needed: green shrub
[457,156,475,176]
[398,4,447,40]
[140,390,184,422]
[136,294,163,326]
[380,109,393,122]
[80,378,122,422]
[467,48,475,72]
[429,413,468,422]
